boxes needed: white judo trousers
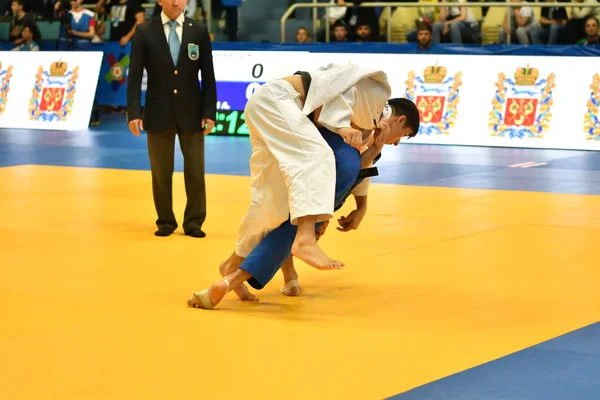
[235,79,335,257]
[235,64,392,258]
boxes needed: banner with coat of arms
[1,48,600,149]
[0,62,13,117]
[489,65,555,140]
[405,63,463,136]
[0,51,102,130]
[29,61,79,122]
[584,73,600,141]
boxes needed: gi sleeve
[317,86,357,132]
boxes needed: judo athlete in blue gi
[187,98,420,309]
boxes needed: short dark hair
[416,22,432,34]
[586,16,599,26]
[333,20,347,29]
[388,98,420,138]
[22,22,41,41]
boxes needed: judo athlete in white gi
[234,63,394,274]
[280,100,419,296]
[187,98,421,309]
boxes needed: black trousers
[146,129,206,233]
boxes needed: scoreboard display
[208,51,310,135]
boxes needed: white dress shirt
[161,11,184,44]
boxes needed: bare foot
[219,259,258,302]
[291,238,344,270]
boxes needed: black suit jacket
[126,15,217,133]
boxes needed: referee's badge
[188,43,199,61]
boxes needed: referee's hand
[128,119,143,136]
[202,118,215,135]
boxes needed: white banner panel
[301,53,600,151]
[3,48,598,151]
[211,50,310,82]
[0,51,102,131]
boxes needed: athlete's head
[380,98,420,145]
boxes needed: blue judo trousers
[241,127,369,290]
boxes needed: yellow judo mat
[1,164,599,399]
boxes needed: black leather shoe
[155,227,174,237]
[185,227,206,238]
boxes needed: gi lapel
[152,16,175,67]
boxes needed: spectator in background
[353,21,385,42]
[405,0,440,43]
[565,0,600,43]
[331,20,348,42]
[11,24,39,50]
[96,0,144,46]
[432,0,478,44]
[531,0,568,44]
[340,0,379,39]
[354,22,371,41]
[410,22,442,52]
[498,0,537,44]
[577,16,599,44]
[9,0,39,45]
[56,0,96,48]
[317,0,347,42]
[295,26,312,43]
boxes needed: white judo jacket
[300,64,391,198]
[301,64,392,133]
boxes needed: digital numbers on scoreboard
[211,110,249,135]
[209,51,309,136]
[211,63,264,135]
